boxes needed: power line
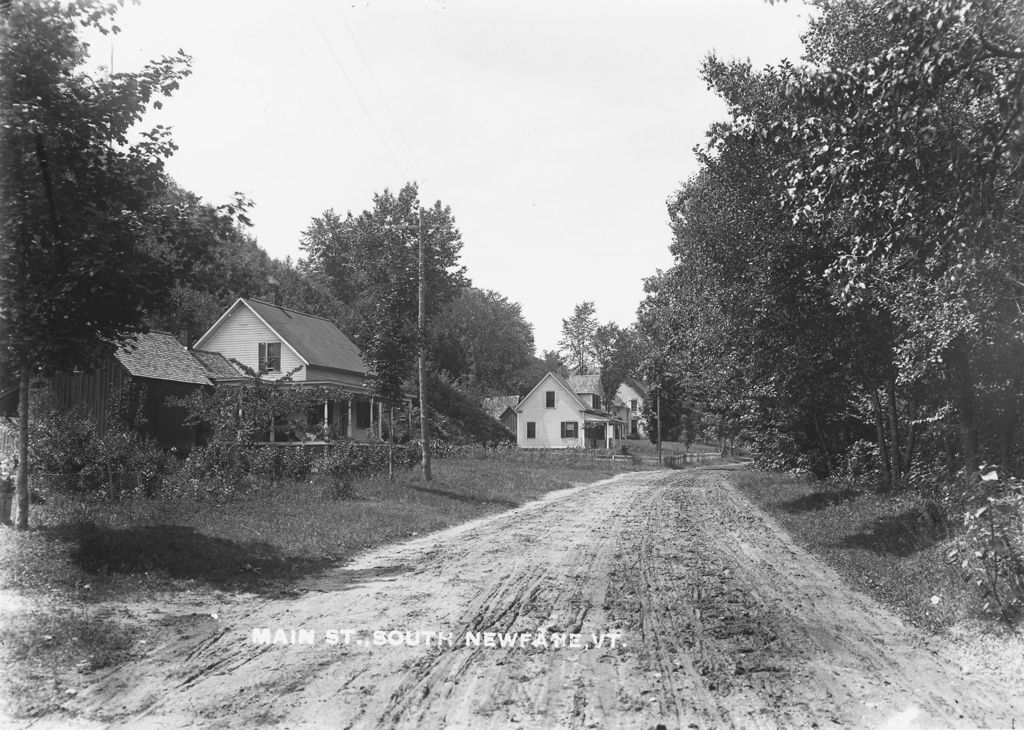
[303,3,407,181]
[333,4,425,184]
[276,9,390,182]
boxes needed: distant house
[513,372,625,449]
[616,375,649,438]
[193,297,392,442]
[481,395,520,435]
[46,331,223,451]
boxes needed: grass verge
[0,456,622,720]
[729,468,1024,696]
[729,468,974,632]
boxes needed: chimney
[267,275,281,306]
[177,322,193,349]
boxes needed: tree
[142,183,274,338]
[558,301,598,375]
[301,183,468,403]
[593,323,638,413]
[0,1,191,527]
[638,0,1024,487]
[769,0,1024,486]
[430,288,536,393]
[298,209,360,305]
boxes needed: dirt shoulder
[31,468,1024,728]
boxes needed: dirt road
[65,468,1019,728]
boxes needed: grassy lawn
[0,456,625,719]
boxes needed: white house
[616,376,649,438]
[193,297,391,442]
[514,372,624,449]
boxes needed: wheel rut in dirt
[69,468,1019,729]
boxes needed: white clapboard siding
[516,374,585,449]
[200,305,305,380]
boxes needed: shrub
[28,398,97,474]
[950,470,1024,622]
[834,439,879,484]
[311,449,355,500]
[27,388,173,497]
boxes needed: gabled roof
[567,373,603,395]
[190,350,241,380]
[619,375,649,399]
[481,395,520,420]
[195,298,368,375]
[116,332,212,386]
[515,372,590,413]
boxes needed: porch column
[369,396,375,439]
[347,399,354,438]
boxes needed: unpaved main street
[67,468,1020,728]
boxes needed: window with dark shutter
[560,421,578,439]
[526,422,536,438]
[545,391,555,408]
[592,394,600,409]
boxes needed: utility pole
[417,207,432,482]
[657,392,662,467]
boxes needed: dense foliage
[0,0,194,525]
[636,0,1024,613]
[639,0,1024,487]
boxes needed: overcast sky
[91,0,813,354]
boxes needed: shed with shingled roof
[46,331,223,451]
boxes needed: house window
[592,394,600,409]
[526,422,536,439]
[355,401,371,429]
[545,391,555,408]
[630,399,638,411]
[258,342,281,373]
[560,421,579,439]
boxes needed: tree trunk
[905,415,921,479]
[417,208,432,482]
[388,405,394,481]
[945,430,958,482]
[812,410,831,475]
[949,344,979,491]
[871,390,892,491]
[14,367,30,529]
[885,379,902,489]
[999,383,1019,473]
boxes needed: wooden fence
[664,451,720,468]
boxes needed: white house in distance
[193,297,390,442]
[617,375,649,438]
[514,372,625,449]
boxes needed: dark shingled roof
[547,372,589,409]
[191,350,241,380]
[481,395,520,420]
[116,332,212,386]
[244,299,368,374]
